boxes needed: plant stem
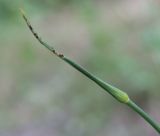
[63,57,129,103]
[127,100,160,133]
[20,9,160,134]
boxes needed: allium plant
[20,9,160,134]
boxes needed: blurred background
[0,0,160,135]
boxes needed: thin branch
[20,9,160,134]
[20,8,63,58]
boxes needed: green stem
[127,100,160,134]
[20,9,160,134]
[64,57,160,134]
[63,57,129,104]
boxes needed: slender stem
[127,100,160,134]
[20,9,160,134]
[63,57,130,103]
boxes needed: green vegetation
[21,9,160,134]
[1,1,160,135]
